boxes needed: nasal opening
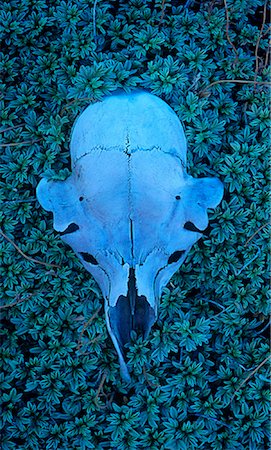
[109,268,156,350]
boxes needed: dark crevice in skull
[168,250,185,264]
[184,221,204,232]
[129,219,135,260]
[109,268,156,351]
[59,223,79,235]
[128,268,136,315]
[79,252,99,265]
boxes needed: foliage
[0,0,270,449]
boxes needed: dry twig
[0,138,42,147]
[94,370,108,406]
[0,229,60,269]
[143,365,160,388]
[208,304,235,323]
[0,292,48,310]
[234,244,261,276]
[60,97,96,115]
[231,355,271,401]
[0,295,29,310]
[77,306,102,351]
[254,0,268,83]
[223,0,239,63]
[0,124,24,133]
[263,45,270,71]
[78,334,103,355]
[93,0,99,40]
[244,223,269,247]
[4,198,36,204]
[158,0,166,26]
[200,78,271,96]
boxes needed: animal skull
[37,90,223,381]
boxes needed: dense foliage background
[0,0,270,448]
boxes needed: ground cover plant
[0,0,270,449]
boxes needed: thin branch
[88,334,102,344]
[74,315,85,321]
[223,0,239,63]
[234,244,261,276]
[263,45,270,71]
[244,223,269,247]
[262,24,271,38]
[93,0,99,40]
[143,365,160,388]
[207,304,234,323]
[60,97,96,115]
[231,355,271,401]
[77,306,102,351]
[254,0,268,83]
[206,299,225,310]
[96,391,114,410]
[0,229,60,269]
[78,334,103,355]
[194,413,231,429]
[255,319,271,336]
[0,124,24,133]
[0,138,42,147]
[158,0,166,26]
[0,295,27,310]
[200,79,271,96]
[4,198,36,204]
[0,292,48,310]
[94,370,108,406]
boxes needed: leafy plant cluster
[0,0,270,449]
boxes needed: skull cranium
[37,90,223,381]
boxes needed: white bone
[37,90,223,381]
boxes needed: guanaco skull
[37,90,223,381]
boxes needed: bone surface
[37,90,224,381]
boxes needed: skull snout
[109,268,156,350]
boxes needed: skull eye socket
[80,252,98,265]
[184,221,203,232]
[59,223,79,235]
[168,250,185,264]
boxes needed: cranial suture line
[37,90,223,381]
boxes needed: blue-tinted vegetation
[0,0,270,449]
